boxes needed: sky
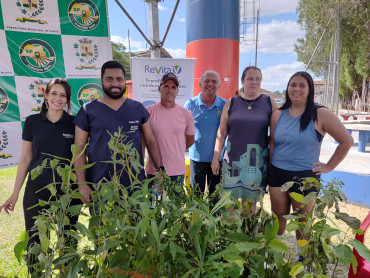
[107,0,307,92]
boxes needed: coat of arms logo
[16,0,47,24]
[0,128,12,159]
[73,38,100,70]
[0,87,9,116]
[28,79,47,111]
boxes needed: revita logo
[144,65,182,75]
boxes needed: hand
[78,184,93,203]
[0,193,18,214]
[313,162,331,175]
[211,159,220,175]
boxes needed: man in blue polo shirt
[74,61,163,203]
[184,70,226,196]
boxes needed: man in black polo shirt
[74,61,163,203]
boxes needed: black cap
[160,73,179,87]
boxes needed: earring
[45,99,49,108]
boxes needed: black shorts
[268,164,320,195]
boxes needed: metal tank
[186,0,239,99]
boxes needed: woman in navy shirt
[0,78,79,270]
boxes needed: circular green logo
[68,0,100,31]
[19,39,56,73]
[0,87,9,115]
[77,83,103,106]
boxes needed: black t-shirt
[23,111,75,189]
[73,98,149,187]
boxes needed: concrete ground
[320,130,370,175]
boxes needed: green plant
[14,129,370,277]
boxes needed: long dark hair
[41,78,72,112]
[241,66,262,81]
[280,71,317,131]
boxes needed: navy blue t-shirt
[73,98,149,187]
[23,111,75,189]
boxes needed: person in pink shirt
[145,73,195,190]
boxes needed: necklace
[241,97,257,110]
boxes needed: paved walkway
[319,130,370,175]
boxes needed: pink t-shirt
[145,102,195,176]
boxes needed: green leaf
[302,274,313,278]
[72,162,96,172]
[265,218,278,242]
[50,159,59,169]
[290,192,304,203]
[269,239,289,253]
[225,232,250,242]
[66,204,82,215]
[349,239,370,262]
[289,264,304,276]
[286,221,299,232]
[14,240,28,264]
[40,233,49,253]
[109,249,130,268]
[151,218,160,245]
[334,212,361,229]
[60,194,71,210]
[141,217,149,238]
[52,253,77,265]
[301,192,317,204]
[98,240,122,253]
[281,181,294,191]
[170,241,177,261]
[335,244,353,265]
[235,241,262,252]
[36,218,47,234]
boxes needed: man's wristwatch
[156,166,165,172]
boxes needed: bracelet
[156,166,165,172]
[327,165,332,172]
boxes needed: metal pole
[147,0,161,58]
[128,29,131,61]
[335,4,340,115]
[114,0,153,48]
[254,9,259,66]
[161,0,180,47]
[324,42,333,107]
[305,10,335,71]
[331,38,337,111]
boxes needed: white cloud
[261,61,306,91]
[176,16,186,22]
[158,4,168,11]
[240,20,303,54]
[260,0,298,16]
[110,35,146,52]
[165,48,186,58]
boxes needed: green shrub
[15,129,370,277]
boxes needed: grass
[0,167,28,278]
[0,167,369,277]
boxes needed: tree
[111,42,132,80]
[295,0,369,111]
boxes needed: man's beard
[103,85,126,100]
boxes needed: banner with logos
[131,57,195,107]
[0,0,112,169]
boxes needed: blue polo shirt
[184,93,226,162]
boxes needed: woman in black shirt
[0,78,80,270]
